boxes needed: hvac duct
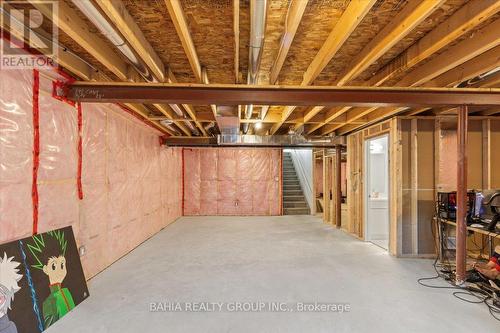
[243,0,268,134]
[216,106,240,143]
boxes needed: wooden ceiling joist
[93,0,201,136]
[29,0,129,81]
[301,0,377,86]
[270,0,377,134]
[472,72,500,88]
[1,3,98,81]
[423,46,500,88]
[164,0,226,136]
[328,13,500,135]
[125,104,177,136]
[164,0,202,82]
[336,0,445,86]
[397,18,500,87]
[26,0,184,135]
[334,42,500,135]
[153,104,192,136]
[261,0,310,131]
[291,0,445,135]
[95,0,166,82]
[368,0,500,86]
[233,0,240,83]
[477,108,500,116]
[269,0,309,85]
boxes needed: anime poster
[0,226,89,333]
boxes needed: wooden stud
[335,145,342,228]
[410,119,418,254]
[482,119,491,189]
[434,118,441,193]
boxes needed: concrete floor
[48,215,498,333]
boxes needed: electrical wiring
[416,204,500,321]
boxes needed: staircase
[282,152,310,215]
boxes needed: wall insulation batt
[0,68,182,279]
[183,148,282,216]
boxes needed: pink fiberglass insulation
[184,148,281,216]
[0,67,182,279]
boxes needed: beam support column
[455,105,468,285]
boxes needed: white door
[365,135,389,250]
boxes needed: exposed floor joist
[270,0,377,134]
[26,0,177,136]
[368,0,500,86]
[233,0,239,83]
[287,0,444,135]
[331,17,500,135]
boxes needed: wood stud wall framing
[343,116,500,257]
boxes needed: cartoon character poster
[0,226,89,332]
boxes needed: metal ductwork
[72,0,199,135]
[162,134,346,147]
[243,0,268,134]
[216,106,240,143]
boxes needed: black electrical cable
[416,202,500,322]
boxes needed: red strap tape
[77,102,83,200]
[32,69,40,235]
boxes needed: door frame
[364,134,390,246]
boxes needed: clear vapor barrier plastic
[0,67,182,279]
[183,148,281,216]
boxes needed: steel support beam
[455,105,468,285]
[66,83,500,107]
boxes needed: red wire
[181,148,185,216]
[77,102,83,200]
[32,69,40,235]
